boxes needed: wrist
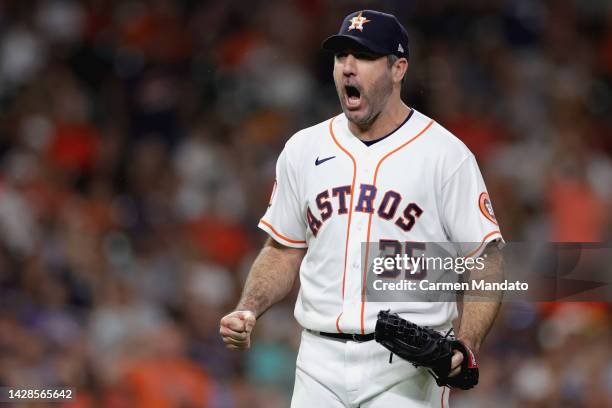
[457,334,480,354]
[235,303,259,318]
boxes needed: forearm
[458,244,503,352]
[236,238,305,317]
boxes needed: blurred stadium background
[0,0,610,407]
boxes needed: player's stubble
[334,61,394,130]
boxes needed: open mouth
[344,85,361,109]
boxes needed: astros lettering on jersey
[259,110,502,335]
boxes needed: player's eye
[335,52,348,59]
[354,51,379,60]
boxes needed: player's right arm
[219,237,305,350]
[221,137,307,350]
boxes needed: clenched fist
[219,310,257,350]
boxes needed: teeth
[343,85,361,108]
[346,94,360,107]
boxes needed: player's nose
[342,54,358,76]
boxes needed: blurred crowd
[0,0,610,407]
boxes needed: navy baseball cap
[322,10,409,59]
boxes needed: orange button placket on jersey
[329,116,435,334]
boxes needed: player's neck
[348,100,411,142]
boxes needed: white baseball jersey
[259,109,502,335]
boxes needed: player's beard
[337,71,393,129]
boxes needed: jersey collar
[332,109,430,158]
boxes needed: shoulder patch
[479,192,497,225]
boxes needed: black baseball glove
[374,310,479,390]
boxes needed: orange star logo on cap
[348,11,370,32]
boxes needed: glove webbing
[378,311,453,366]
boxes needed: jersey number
[377,240,427,280]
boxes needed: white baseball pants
[290,330,449,408]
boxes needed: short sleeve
[258,147,307,248]
[440,155,503,257]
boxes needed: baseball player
[220,10,503,407]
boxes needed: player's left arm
[450,242,503,376]
[439,149,505,376]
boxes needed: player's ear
[392,58,408,84]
